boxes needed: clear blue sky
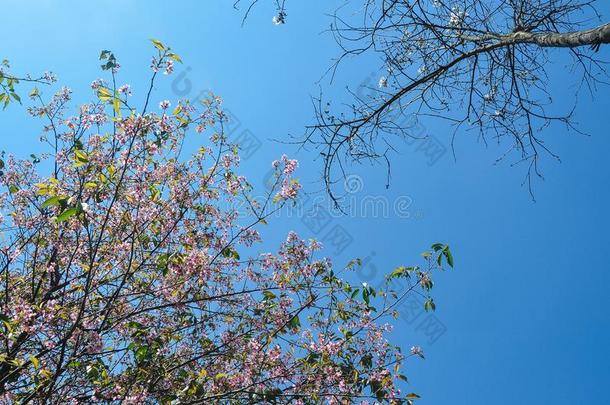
[2,1,610,404]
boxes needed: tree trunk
[512,22,610,48]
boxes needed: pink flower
[411,345,424,357]
[118,84,131,95]
[164,60,174,75]
[90,78,105,89]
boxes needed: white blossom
[449,6,468,27]
[272,11,286,25]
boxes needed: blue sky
[2,1,610,404]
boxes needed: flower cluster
[271,154,301,201]
[448,5,468,27]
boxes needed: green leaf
[388,265,413,280]
[150,38,167,51]
[86,364,99,380]
[134,346,149,363]
[113,97,121,115]
[97,87,112,102]
[0,313,11,332]
[262,291,276,300]
[56,207,79,223]
[74,149,89,163]
[220,247,240,260]
[148,185,160,201]
[362,288,370,305]
[443,246,454,268]
[167,52,183,63]
[289,314,301,330]
[361,354,373,368]
[431,243,444,251]
[99,51,117,70]
[424,298,436,312]
[157,254,170,276]
[41,196,63,208]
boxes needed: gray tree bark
[510,22,610,48]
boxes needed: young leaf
[29,355,40,369]
[97,87,112,103]
[168,52,183,63]
[150,39,167,51]
[113,97,120,115]
[74,150,89,164]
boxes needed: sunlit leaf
[150,38,167,51]
[56,207,79,223]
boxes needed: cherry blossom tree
[0,41,453,404]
